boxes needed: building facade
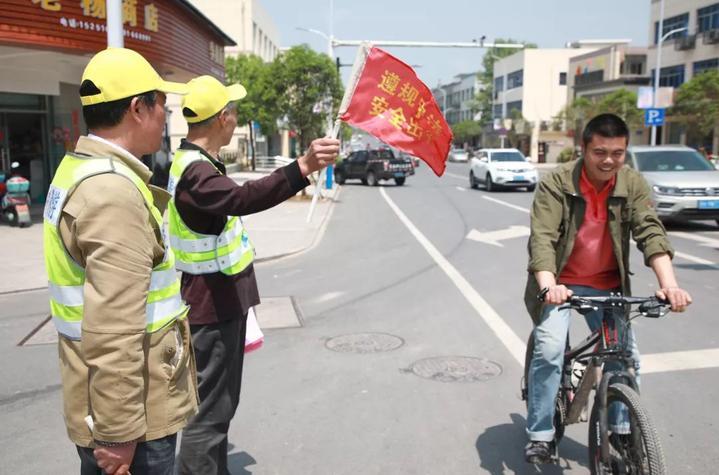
[567,44,652,145]
[0,0,234,202]
[169,0,282,158]
[493,48,595,161]
[433,72,481,127]
[649,0,719,150]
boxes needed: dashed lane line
[642,348,719,374]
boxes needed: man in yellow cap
[168,75,339,474]
[42,48,197,475]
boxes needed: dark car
[334,148,414,186]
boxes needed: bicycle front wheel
[588,383,666,475]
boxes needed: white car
[469,148,538,191]
[448,148,469,162]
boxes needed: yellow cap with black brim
[80,48,188,106]
[181,75,247,124]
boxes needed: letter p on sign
[645,108,665,127]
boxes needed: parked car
[627,145,719,226]
[469,148,538,191]
[448,148,469,162]
[334,148,414,186]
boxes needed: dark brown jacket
[173,140,309,324]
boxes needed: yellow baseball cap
[80,48,188,106]
[182,75,247,124]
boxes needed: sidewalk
[0,171,338,294]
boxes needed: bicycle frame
[561,306,642,465]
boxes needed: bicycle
[521,294,670,474]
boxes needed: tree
[269,45,343,149]
[225,54,279,137]
[451,120,482,144]
[556,89,642,145]
[673,70,719,137]
[596,89,643,131]
[474,39,537,126]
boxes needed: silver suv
[627,145,719,226]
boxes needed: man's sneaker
[524,440,555,464]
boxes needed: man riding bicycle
[523,113,692,464]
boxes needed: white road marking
[456,186,467,192]
[466,225,531,247]
[379,187,526,365]
[444,172,467,180]
[641,348,719,374]
[673,251,719,270]
[669,231,719,248]
[380,187,719,374]
[482,195,531,214]
[313,291,346,304]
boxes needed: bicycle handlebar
[564,295,670,318]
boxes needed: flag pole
[306,42,373,222]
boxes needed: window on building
[651,65,686,88]
[621,55,646,75]
[654,13,689,44]
[493,104,503,119]
[559,72,567,85]
[694,58,719,75]
[506,100,522,117]
[575,70,604,86]
[494,76,504,92]
[698,3,719,32]
[507,70,523,89]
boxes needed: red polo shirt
[559,168,621,290]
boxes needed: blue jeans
[526,285,640,442]
[76,434,176,475]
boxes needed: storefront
[0,0,234,202]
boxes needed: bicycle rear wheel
[588,383,666,475]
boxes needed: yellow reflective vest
[167,149,254,275]
[43,153,187,340]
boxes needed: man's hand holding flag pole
[306,42,453,222]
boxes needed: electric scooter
[0,161,32,227]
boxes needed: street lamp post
[651,0,688,146]
[436,82,447,118]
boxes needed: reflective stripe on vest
[167,149,255,276]
[43,154,187,340]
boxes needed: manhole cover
[408,356,502,383]
[325,332,404,353]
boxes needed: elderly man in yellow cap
[42,48,197,475]
[168,75,339,474]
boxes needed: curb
[254,185,342,265]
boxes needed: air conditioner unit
[704,29,719,44]
[675,34,696,51]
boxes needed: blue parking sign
[645,108,665,127]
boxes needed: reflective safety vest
[43,154,187,340]
[167,149,254,275]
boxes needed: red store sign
[1,0,232,79]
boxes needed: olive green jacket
[524,159,674,324]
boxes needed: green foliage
[475,39,537,126]
[451,120,482,143]
[225,54,279,136]
[556,89,642,141]
[269,45,343,149]
[556,147,575,163]
[673,70,719,137]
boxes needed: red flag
[340,46,452,176]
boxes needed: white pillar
[106,0,123,47]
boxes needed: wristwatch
[536,287,550,302]
[94,438,138,448]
